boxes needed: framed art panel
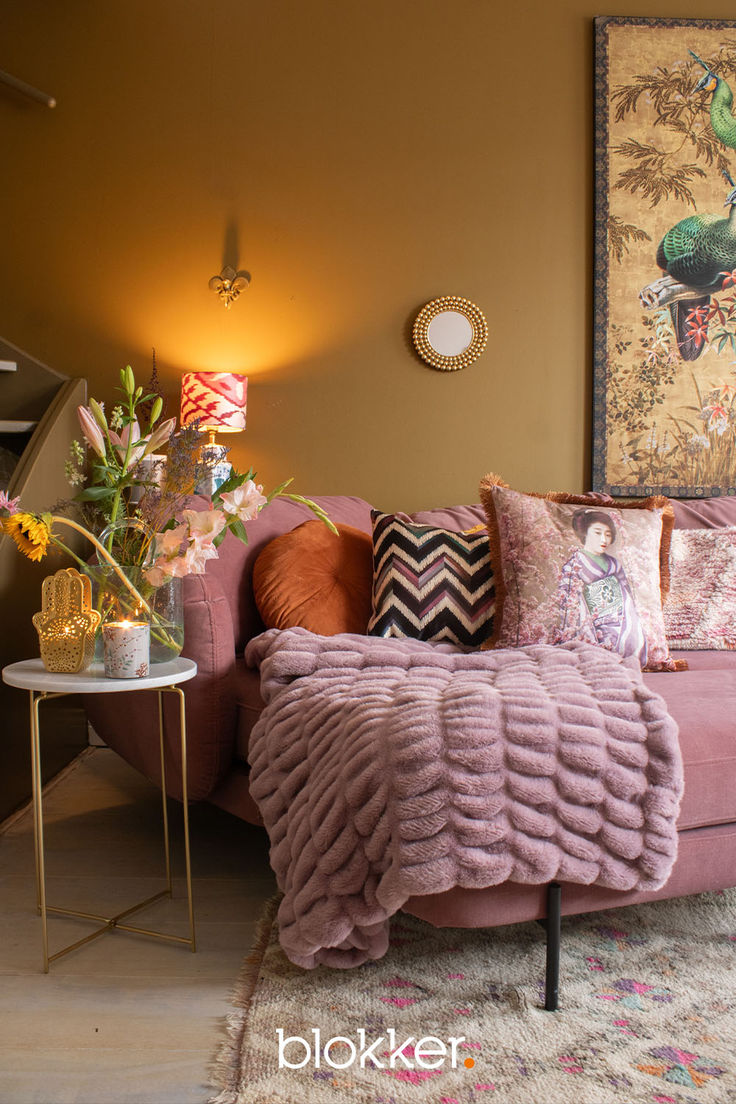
[594,17,736,497]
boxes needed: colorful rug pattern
[210,890,736,1103]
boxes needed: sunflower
[1,512,51,562]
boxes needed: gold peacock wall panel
[594,17,736,497]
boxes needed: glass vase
[85,565,184,665]
[85,519,184,665]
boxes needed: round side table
[2,657,197,972]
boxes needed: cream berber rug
[210,891,735,1103]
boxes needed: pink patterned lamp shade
[180,372,247,441]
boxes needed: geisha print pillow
[479,482,680,671]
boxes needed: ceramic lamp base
[195,446,232,497]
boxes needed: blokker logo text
[277,1028,470,1071]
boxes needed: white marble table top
[1,657,197,694]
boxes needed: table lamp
[180,372,247,495]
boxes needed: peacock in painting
[690,49,736,152]
[639,53,736,360]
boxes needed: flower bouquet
[1,364,335,666]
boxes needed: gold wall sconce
[208,265,250,308]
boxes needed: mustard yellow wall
[2,1,732,512]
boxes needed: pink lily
[77,405,106,459]
[143,417,176,457]
[108,420,147,469]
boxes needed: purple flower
[0,491,20,515]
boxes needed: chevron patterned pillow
[367,511,494,646]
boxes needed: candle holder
[102,620,151,679]
[32,568,102,674]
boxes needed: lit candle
[102,620,150,679]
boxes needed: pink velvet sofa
[83,491,736,1008]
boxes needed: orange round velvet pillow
[252,521,373,635]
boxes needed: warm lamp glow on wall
[180,371,248,494]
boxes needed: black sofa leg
[544,881,562,1011]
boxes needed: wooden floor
[0,746,276,1103]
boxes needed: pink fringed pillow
[480,482,680,671]
[664,528,736,649]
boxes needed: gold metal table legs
[29,684,196,972]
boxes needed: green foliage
[211,466,256,502]
[282,493,339,535]
[224,517,248,546]
[74,485,118,503]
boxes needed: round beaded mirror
[412,296,488,371]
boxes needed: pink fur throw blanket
[245,628,683,969]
